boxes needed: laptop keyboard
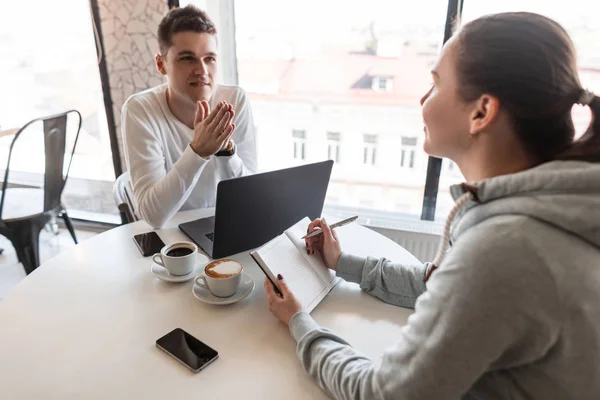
[205,232,215,242]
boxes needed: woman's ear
[469,94,500,136]
[155,54,167,75]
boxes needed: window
[292,129,306,160]
[378,78,388,90]
[400,136,417,169]
[373,76,393,91]
[235,0,456,217]
[400,149,416,169]
[166,0,600,224]
[327,132,341,163]
[363,134,378,165]
[0,0,117,222]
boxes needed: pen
[301,216,358,239]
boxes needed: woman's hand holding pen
[305,218,342,270]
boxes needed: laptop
[179,160,334,259]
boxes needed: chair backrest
[0,110,82,219]
[113,171,138,224]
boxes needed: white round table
[0,209,418,399]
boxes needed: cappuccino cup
[194,259,243,297]
[153,242,198,276]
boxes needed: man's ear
[468,94,500,136]
[156,54,167,75]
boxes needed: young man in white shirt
[121,5,257,228]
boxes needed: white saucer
[151,254,209,283]
[192,272,255,305]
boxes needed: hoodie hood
[449,161,600,249]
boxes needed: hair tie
[577,89,596,106]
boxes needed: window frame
[420,0,464,221]
[90,0,123,180]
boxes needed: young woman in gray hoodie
[264,12,600,400]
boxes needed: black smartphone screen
[133,231,165,257]
[156,328,218,372]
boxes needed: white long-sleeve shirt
[121,83,257,228]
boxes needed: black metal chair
[0,110,81,274]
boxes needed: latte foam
[206,260,242,278]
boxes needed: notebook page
[256,233,330,313]
[284,218,338,289]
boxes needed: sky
[231,0,600,73]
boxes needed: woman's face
[420,37,473,161]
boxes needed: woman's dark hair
[455,12,600,163]
[158,5,216,56]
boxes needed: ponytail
[558,90,600,162]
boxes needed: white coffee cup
[194,259,243,298]
[152,242,198,276]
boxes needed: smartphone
[133,231,166,257]
[249,252,283,296]
[156,328,219,373]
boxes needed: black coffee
[166,247,194,257]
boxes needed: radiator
[367,226,440,263]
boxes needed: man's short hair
[157,5,217,56]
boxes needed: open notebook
[250,217,340,313]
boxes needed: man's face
[156,31,218,105]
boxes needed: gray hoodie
[289,160,600,399]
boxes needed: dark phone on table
[133,231,166,257]
[156,328,219,373]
